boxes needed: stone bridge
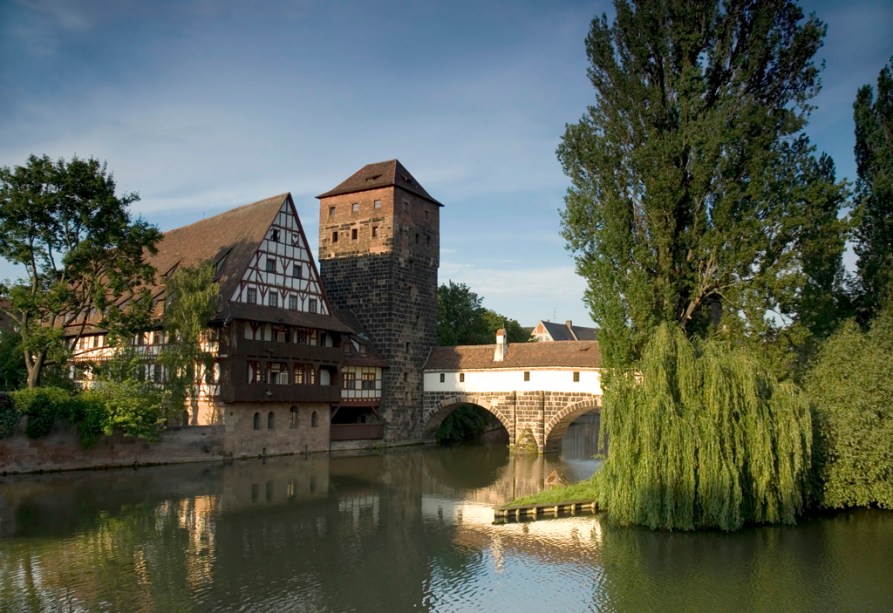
[422,390,601,453]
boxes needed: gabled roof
[425,341,601,371]
[149,194,288,302]
[535,320,598,341]
[147,193,350,332]
[316,159,443,206]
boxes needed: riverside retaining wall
[0,422,226,474]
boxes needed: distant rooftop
[316,159,443,206]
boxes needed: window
[372,226,379,238]
[459,373,465,382]
[292,264,302,278]
[424,209,429,221]
[342,371,356,390]
[289,295,298,310]
[290,406,298,429]
[439,373,445,383]
[351,228,358,240]
[361,372,375,390]
[253,412,260,430]
[332,231,338,243]
[415,233,420,244]
[267,411,275,429]
[249,361,264,383]
[427,235,431,246]
[92,335,99,348]
[268,293,278,307]
[266,258,276,272]
[351,202,359,213]
[328,205,336,217]
[573,371,580,382]
[311,411,319,428]
[374,199,382,209]
[308,298,318,313]
[294,364,315,385]
[405,341,410,352]
[524,371,530,382]
[271,229,280,242]
[274,327,287,343]
[403,200,409,212]
[247,288,257,304]
[269,362,287,384]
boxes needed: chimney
[494,328,507,362]
[566,320,577,340]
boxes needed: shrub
[85,380,165,441]
[805,307,893,509]
[11,387,74,438]
[0,391,19,438]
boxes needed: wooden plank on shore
[493,500,598,524]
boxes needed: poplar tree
[558,0,846,367]
[853,58,893,320]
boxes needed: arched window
[267,411,275,429]
[253,412,260,430]
[311,411,319,428]
[290,406,298,429]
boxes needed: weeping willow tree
[595,324,812,531]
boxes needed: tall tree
[437,280,530,346]
[558,0,845,367]
[853,58,893,321]
[0,155,161,387]
[159,262,220,424]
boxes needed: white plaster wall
[424,368,602,395]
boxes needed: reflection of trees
[591,510,893,611]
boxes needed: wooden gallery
[68,160,442,457]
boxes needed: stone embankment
[0,424,225,474]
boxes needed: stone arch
[543,395,601,452]
[421,394,512,442]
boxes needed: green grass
[508,476,600,508]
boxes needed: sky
[1,0,891,329]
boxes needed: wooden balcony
[219,382,341,404]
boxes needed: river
[1,416,891,612]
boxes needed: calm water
[1,417,892,612]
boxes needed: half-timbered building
[70,193,361,455]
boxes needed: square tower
[317,160,441,443]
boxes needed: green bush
[0,391,19,438]
[11,387,75,438]
[68,392,107,448]
[84,380,165,441]
[805,308,893,509]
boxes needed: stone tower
[317,160,441,443]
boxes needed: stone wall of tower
[318,186,439,444]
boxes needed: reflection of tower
[317,160,441,442]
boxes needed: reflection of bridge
[422,335,602,453]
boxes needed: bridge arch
[422,394,513,443]
[543,397,601,452]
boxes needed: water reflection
[1,417,892,611]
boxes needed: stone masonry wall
[423,390,601,452]
[0,423,225,475]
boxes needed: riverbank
[0,423,226,474]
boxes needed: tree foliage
[0,330,27,390]
[805,302,893,509]
[158,261,220,423]
[437,280,530,345]
[0,154,161,387]
[558,0,846,367]
[853,58,893,321]
[594,324,812,531]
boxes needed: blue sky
[1,0,890,328]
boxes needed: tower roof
[316,159,443,206]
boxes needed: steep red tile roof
[149,193,288,301]
[425,341,601,371]
[316,159,443,206]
